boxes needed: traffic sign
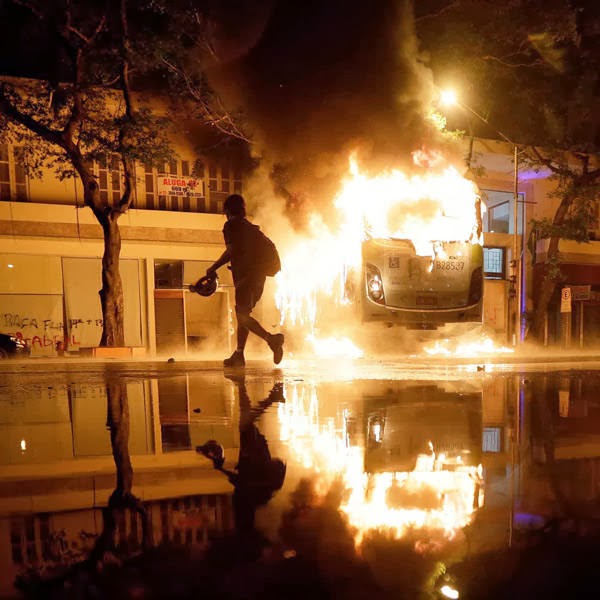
[570,285,591,302]
[560,287,572,313]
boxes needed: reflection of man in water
[197,375,286,534]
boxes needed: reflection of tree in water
[91,382,151,560]
[17,383,150,596]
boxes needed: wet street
[1,355,599,599]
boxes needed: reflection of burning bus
[359,384,483,474]
[345,382,485,524]
[360,238,483,329]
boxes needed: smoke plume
[209,0,443,225]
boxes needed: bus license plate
[434,260,465,271]
[416,295,438,306]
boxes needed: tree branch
[526,146,573,178]
[62,49,84,144]
[116,0,134,213]
[0,84,65,148]
[65,14,106,45]
[160,57,250,142]
[481,54,545,68]
[415,1,460,22]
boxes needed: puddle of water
[1,366,599,598]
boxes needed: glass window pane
[489,203,510,233]
[181,160,189,176]
[483,247,505,279]
[483,427,501,452]
[0,163,9,182]
[111,171,120,191]
[145,173,154,193]
[14,162,26,184]
[16,184,27,201]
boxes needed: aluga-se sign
[158,176,205,198]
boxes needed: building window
[155,260,183,289]
[96,155,123,204]
[483,247,506,279]
[481,189,525,234]
[206,162,242,214]
[482,427,502,452]
[144,162,155,210]
[0,144,27,201]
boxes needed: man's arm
[207,246,231,276]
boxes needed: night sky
[206,0,440,218]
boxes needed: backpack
[253,226,281,277]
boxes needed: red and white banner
[157,176,204,198]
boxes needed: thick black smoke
[209,0,440,225]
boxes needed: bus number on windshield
[434,260,465,271]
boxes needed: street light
[439,89,458,107]
[439,89,523,347]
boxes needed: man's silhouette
[206,194,284,367]
[197,375,286,534]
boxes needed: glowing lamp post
[439,89,522,346]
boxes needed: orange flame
[278,383,484,547]
[275,153,482,350]
[423,334,513,357]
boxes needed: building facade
[1,137,600,355]
[0,141,247,357]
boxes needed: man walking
[206,194,284,367]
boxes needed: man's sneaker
[268,333,284,365]
[223,350,245,368]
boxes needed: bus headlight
[365,264,385,304]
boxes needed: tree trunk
[107,382,133,495]
[99,215,125,347]
[531,191,575,340]
[79,166,127,348]
[89,382,150,559]
[531,235,560,339]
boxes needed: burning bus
[360,236,483,329]
[340,152,485,330]
[275,152,485,340]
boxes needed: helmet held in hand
[190,274,218,297]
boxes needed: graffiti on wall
[3,313,104,350]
